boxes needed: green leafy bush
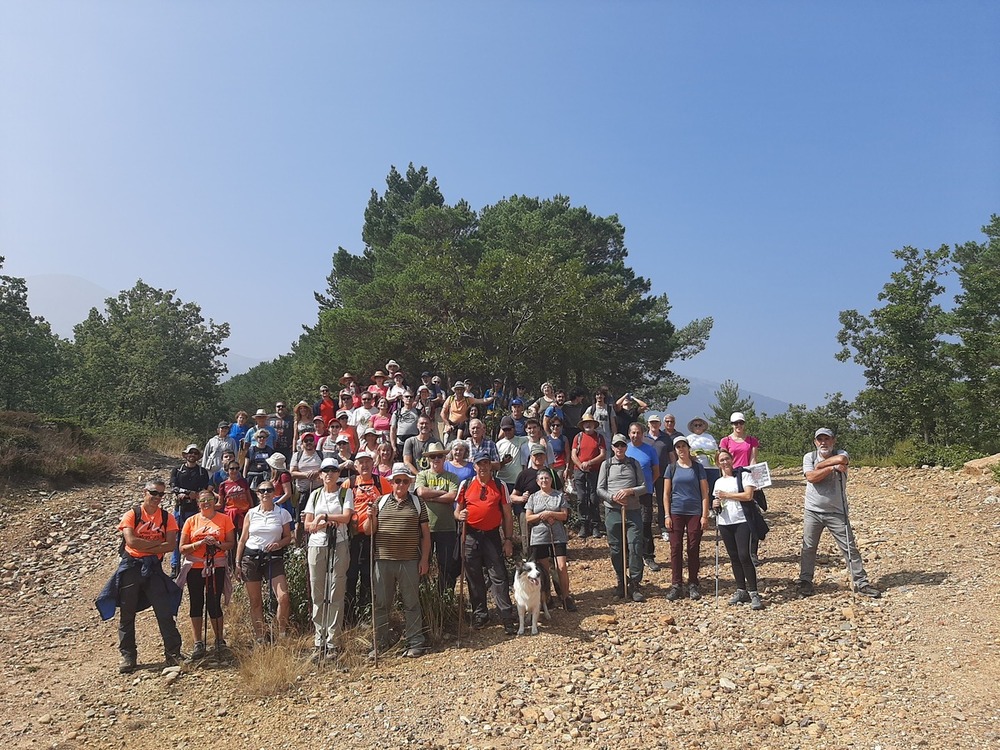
[889,439,983,469]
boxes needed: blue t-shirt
[445,461,475,484]
[668,463,705,516]
[626,441,658,494]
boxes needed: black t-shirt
[512,466,563,502]
[171,464,210,512]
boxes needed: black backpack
[735,471,769,541]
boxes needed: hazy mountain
[24,273,113,338]
[660,377,791,424]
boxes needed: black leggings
[719,522,758,592]
[187,568,225,619]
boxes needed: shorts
[531,542,567,561]
[240,551,286,582]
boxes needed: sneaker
[688,584,701,601]
[665,584,682,601]
[728,589,750,605]
[749,591,764,610]
[564,595,578,612]
[856,583,882,599]
[630,587,646,603]
[402,646,425,658]
[578,526,592,539]
[660,531,669,542]
[796,579,814,597]
[214,639,228,653]
[612,585,625,601]
[118,653,136,674]
[190,642,207,660]
[503,621,518,636]
[164,652,184,667]
[473,613,490,629]
[644,557,662,573]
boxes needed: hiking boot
[644,557,661,573]
[578,524,592,539]
[630,587,646,603]
[214,639,228,654]
[856,583,882,599]
[665,584,683,601]
[613,585,625,601]
[728,589,750,605]
[190,641,207,660]
[688,584,701,601]
[473,613,490,629]
[310,647,324,664]
[564,595,578,612]
[402,646,425,658]
[749,591,764,610]
[118,653,136,674]
[796,579,814,597]
[503,621,518,636]
[164,652,184,667]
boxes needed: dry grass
[147,431,194,459]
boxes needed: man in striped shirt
[369,463,431,658]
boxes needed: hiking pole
[369,522,378,668]
[321,514,336,662]
[203,543,214,662]
[456,521,467,647]
[714,513,720,607]
[621,504,628,599]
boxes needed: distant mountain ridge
[660,376,790,424]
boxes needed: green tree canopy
[0,258,61,412]
[707,379,756,439]
[63,281,229,431]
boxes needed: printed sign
[747,461,772,489]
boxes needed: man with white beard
[796,428,880,598]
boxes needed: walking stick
[321,514,336,662]
[714,514,720,607]
[456,521,467,647]
[621,505,628,598]
[369,521,378,667]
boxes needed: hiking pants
[118,564,182,658]
[463,527,514,623]
[799,509,869,587]
[374,559,425,649]
[606,506,644,586]
[308,539,350,647]
[719,521,758,592]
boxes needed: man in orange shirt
[455,452,517,635]
[114,480,184,673]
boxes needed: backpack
[376,492,422,516]
[736,467,768,511]
[119,504,170,559]
[735,470,769,541]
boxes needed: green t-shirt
[415,468,459,533]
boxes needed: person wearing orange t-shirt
[112,480,184,674]
[344,451,391,626]
[455,452,517,635]
[179,491,237,659]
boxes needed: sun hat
[611,434,628,446]
[266,454,286,471]
[371,370,387,381]
[254,409,268,418]
[390,463,414,480]
[730,412,746,423]
[423,442,447,456]
[815,427,835,438]
[183,443,202,455]
[687,417,708,432]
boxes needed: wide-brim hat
[254,409,268,418]
[371,370,387,381]
[423,442,447,457]
[339,372,355,384]
[266,454,287,471]
[687,417,708,432]
[578,411,599,429]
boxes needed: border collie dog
[513,560,550,635]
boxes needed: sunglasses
[259,488,275,494]
[392,478,411,484]
[147,490,165,497]
[320,467,338,473]
[227,466,240,471]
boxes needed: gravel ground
[0,459,998,749]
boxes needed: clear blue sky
[2,3,998,407]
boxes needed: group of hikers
[99,365,881,673]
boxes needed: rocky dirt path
[0,460,997,749]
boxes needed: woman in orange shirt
[180,491,236,659]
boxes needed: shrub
[889,439,983,469]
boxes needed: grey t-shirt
[803,448,849,513]
[526,490,569,546]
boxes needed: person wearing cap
[626,422,662,572]
[686,417,720,492]
[511,444,563,547]
[291,431,325,513]
[335,409,360,454]
[368,370,390,400]
[644,415,672,539]
[202,422,236,476]
[169,445,212,577]
[598,433,648,601]
[403,415,436,475]
[663,434,711,601]
[390,390,421,459]
[720,412,763,563]
[303,457,355,659]
[269,401,294,461]
[368,463,431,657]
[508,398,528,436]
[265,453,295,527]
[496,415,528,489]
[481,377,504,414]
[414,383,438,423]
[797,429,880,598]
[247,409,277,450]
[344,450,392,626]
[456,451,518,635]
[314,385,339,426]
[415,442,461,592]
[572,411,608,538]
[243,428,276,493]
[312,415,336,455]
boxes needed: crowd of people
[100,366,881,673]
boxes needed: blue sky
[2,3,998,407]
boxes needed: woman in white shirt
[236,481,293,642]
[712,449,763,610]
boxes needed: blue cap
[510,398,524,406]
